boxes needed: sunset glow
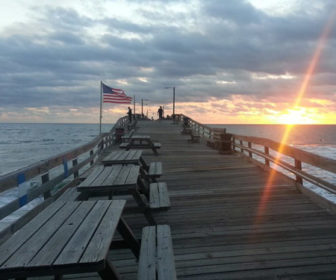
[254,8,336,226]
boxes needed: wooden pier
[103,120,336,279]
[1,119,336,279]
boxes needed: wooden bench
[121,129,135,143]
[138,225,176,280]
[149,182,170,210]
[119,142,129,149]
[148,162,162,182]
[56,187,83,201]
[188,133,201,143]
[207,128,226,149]
[181,127,192,135]
[120,137,161,155]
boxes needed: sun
[275,107,318,124]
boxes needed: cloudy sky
[1,0,336,124]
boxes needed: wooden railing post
[90,150,94,166]
[248,142,252,158]
[41,173,51,199]
[63,158,69,178]
[295,159,303,184]
[72,159,79,179]
[264,146,270,167]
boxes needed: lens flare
[254,10,336,226]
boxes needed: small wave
[42,139,55,142]
[19,140,34,144]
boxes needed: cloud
[0,0,335,122]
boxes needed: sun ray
[253,9,336,227]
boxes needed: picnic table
[102,150,162,183]
[120,135,161,155]
[102,149,145,166]
[77,164,156,224]
[0,200,139,280]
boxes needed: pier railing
[176,114,336,194]
[232,135,336,193]
[0,116,129,222]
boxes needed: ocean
[0,123,113,176]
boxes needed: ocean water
[0,123,113,176]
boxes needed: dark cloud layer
[1,0,336,114]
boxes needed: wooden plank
[157,225,177,280]
[0,201,66,266]
[137,226,156,280]
[27,201,96,266]
[78,165,104,187]
[57,187,81,201]
[125,165,140,185]
[158,183,170,208]
[54,200,113,265]
[102,165,123,187]
[80,200,126,264]
[109,166,133,186]
[91,166,113,187]
[149,184,160,209]
[3,202,80,269]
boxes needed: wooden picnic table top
[0,200,126,279]
[102,150,143,165]
[130,135,151,140]
[77,164,140,193]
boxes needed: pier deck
[71,120,336,279]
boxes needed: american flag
[102,82,132,104]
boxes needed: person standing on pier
[158,106,163,119]
[127,107,132,122]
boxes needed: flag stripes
[102,82,132,104]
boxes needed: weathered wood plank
[3,202,80,268]
[0,201,66,266]
[80,200,126,263]
[157,225,177,280]
[55,200,112,265]
[28,201,96,266]
[137,226,156,280]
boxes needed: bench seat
[188,133,201,143]
[121,129,135,143]
[120,142,129,149]
[149,182,170,210]
[138,225,176,280]
[181,127,192,135]
[57,187,82,201]
[148,162,162,181]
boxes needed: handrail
[176,114,336,193]
[0,115,130,220]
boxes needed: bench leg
[117,217,140,259]
[152,147,158,155]
[98,260,121,280]
[140,157,149,171]
[131,189,156,225]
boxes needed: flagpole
[99,81,103,135]
[133,95,136,120]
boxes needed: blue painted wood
[17,173,27,207]
[63,159,69,178]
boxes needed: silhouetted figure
[158,106,163,119]
[127,107,132,122]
